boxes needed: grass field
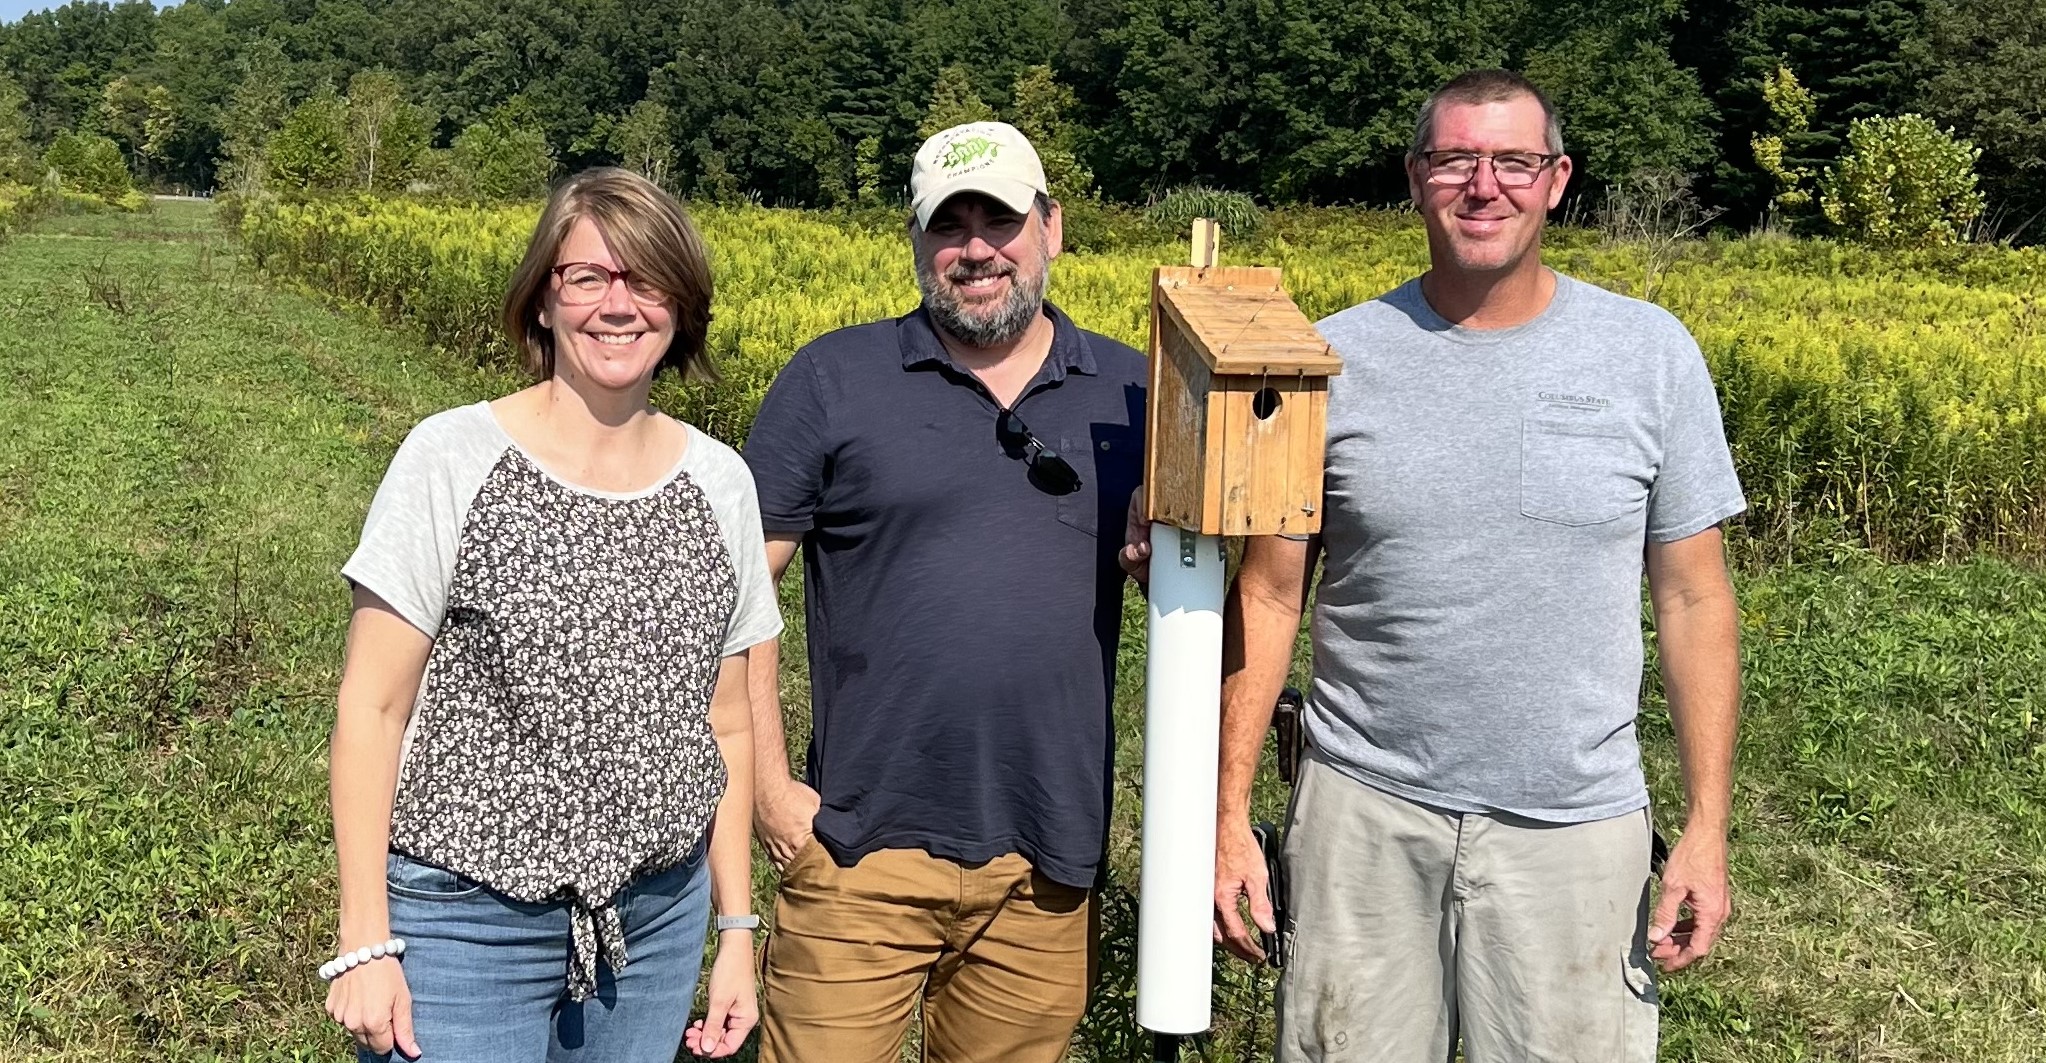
[1,203,2041,1061]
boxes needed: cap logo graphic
[939,135,1000,171]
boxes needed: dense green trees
[0,0,2033,236]
[1521,0,1717,187]
[1914,0,2046,236]
[0,71,34,182]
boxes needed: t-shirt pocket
[1520,419,1649,527]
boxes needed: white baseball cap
[909,121,1048,229]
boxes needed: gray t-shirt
[341,402,781,999]
[1308,273,1745,822]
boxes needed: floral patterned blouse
[343,403,781,999]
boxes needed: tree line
[1,0,2039,237]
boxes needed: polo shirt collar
[899,301,1098,380]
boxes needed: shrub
[269,88,351,192]
[402,148,462,198]
[606,99,676,189]
[919,64,996,139]
[1819,114,1986,249]
[0,180,39,235]
[1009,64,1094,201]
[451,105,555,202]
[42,132,132,202]
[1145,186,1264,239]
[345,70,430,193]
[1750,64,1818,219]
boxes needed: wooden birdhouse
[1144,220,1343,537]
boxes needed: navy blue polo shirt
[743,302,1147,888]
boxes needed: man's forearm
[1649,542,1741,834]
[1660,602,1739,831]
[1217,537,1315,817]
[751,535,804,802]
[746,637,797,796]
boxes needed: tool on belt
[1250,687,1306,968]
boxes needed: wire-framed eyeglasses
[1417,151,1562,188]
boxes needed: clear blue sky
[1,0,179,25]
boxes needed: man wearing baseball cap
[741,121,1148,1061]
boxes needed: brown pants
[758,843,1095,1063]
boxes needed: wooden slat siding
[1147,266,1223,528]
[1215,378,1262,535]
[1147,319,1215,530]
[1264,375,1305,535]
[1145,266,1167,523]
[1196,333,1227,532]
[1147,266,1209,528]
[1213,373,1329,535]
[1289,378,1329,536]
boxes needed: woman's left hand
[684,936,758,1058]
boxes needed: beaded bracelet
[317,938,407,982]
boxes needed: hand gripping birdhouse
[1144,220,1342,537]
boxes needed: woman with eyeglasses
[322,167,780,1062]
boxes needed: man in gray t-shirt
[1208,70,1744,1062]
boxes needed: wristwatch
[715,914,762,933]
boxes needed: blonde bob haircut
[501,167,717,383]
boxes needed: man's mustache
[946,263,1016,282]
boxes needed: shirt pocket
[1054,430,1137,538]
[1520,419,1649,527]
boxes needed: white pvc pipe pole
[1136,521,1226,1035]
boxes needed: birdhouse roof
[1155,266,1341,377]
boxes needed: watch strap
[716,914,762,933]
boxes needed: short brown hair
[501,167,717,382]
[1409,69,1564,159]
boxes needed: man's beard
[915,240,1050,348]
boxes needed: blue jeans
[360,849,711,1063]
